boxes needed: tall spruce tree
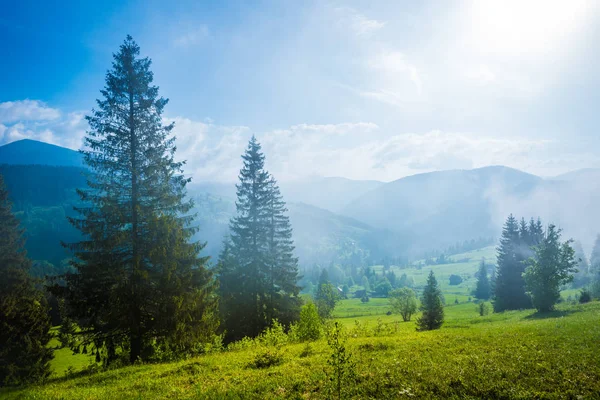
[0,174,53,386]
[220,137,300,341]
[416,270,444,331]
[494,214,531,311]
[474,258,491,300]
[523,225,577,312]
[54,36,218,364]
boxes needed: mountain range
[1,138,598,267]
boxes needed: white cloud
[173,25,210,48]
[368,50,422,95]
[0,100,61,123]
[0,100,86,149]
[334,7,386,37]
[166,115,575,183]
[3,100,595,183]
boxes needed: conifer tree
[0,174,53,386]
[523,225,577,312]
[220,137,300,341]
[416,270,444,331]
[572,240,590,287]
[474,258,491,300]
[590,234,600,278]
[54,36,218,364]
[265,179,301,325]
[494,214,531,311]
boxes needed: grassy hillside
[4,300,599,399]
[367,246,497,302]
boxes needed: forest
[1,36,600,399]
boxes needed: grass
[371,246,497,300]
[47,328,96,377]
[4,300,599,399]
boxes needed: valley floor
[3,301,600,399]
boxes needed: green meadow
[3,297,599,399]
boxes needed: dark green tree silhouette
[219,137,300,341]
[474,258,491,300]
[0,174,53,386]
[524,225,577,312]
[494,214,531,311]
[54,36,218,364]
[416,270,444,331]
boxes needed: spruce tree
[416,270,444,331]
[265,179,302,325]
[54,36,218,364]
[0,174,53,386]
[590,234,600,278]
[220,137,300,341]
[494,214,531,311]
[572,240,590,287]
[523,225,577,312]
[474,258,491,300]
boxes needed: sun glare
[466,0,593,57]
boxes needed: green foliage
[494,215,534,312]
[590,234,600,276]
[315,283,339,319]
[325,322,356,399]
[0,174,53,386]
[297,303,322,341]
[361,275,370,292]
[374,277,392,296]
[388,287,418,321]
[474,258,491,300]
[416,270,444,331]
[3,301,600,399]
[478,302,491,316]
[572,241,591,288]
[219,137,301,342]
[523,225,578,312]
[249,348,284,369]
[53,36,218,365]
[448,274,463,285]
[579,289,592,303]
[258,320,289,348]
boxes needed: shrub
[258,320,288,347]
[325,322,356,399]
[249,348,283,369]
[449,274,463,285]
[299,343,314,358]
[478,302,491,316]
[297,302,322,341]
[579,289,592,304]
[361,295,370,303]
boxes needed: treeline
[471,215,599,312]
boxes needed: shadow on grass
[523,309,578,320]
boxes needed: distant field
[370,246,497,302]
[5,300,599,399]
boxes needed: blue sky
[1,0,600,182]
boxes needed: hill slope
[0,139,84,167]
[342,166,545,252]
[3,301,599,399]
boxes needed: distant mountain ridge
[2,139,599,260]
[0,139,84,167]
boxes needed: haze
[2,0,600,183]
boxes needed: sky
[1,0,600,182]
